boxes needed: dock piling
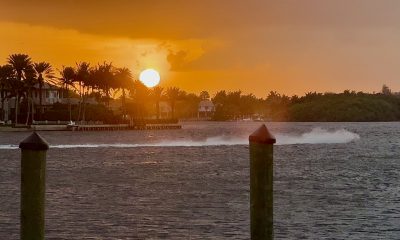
[19,132,49,240]
[249,124,276,240]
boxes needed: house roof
[199,100,214,107]
[33,82,60,90]
[159,101,172,112]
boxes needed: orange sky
[1,0,400,97]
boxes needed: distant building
[198,100,215,119]
[32,83,62,110]
[159,101,172,119]
[109,98,123,113]
[1,83,65,122]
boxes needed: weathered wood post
[249,124,276,240]
[19,132,49,240]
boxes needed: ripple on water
[1,122,400,239]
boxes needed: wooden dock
[68,124,181,131]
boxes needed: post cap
[19,132,49,151]
[249,124,276,144]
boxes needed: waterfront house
[1,83,63,122]
[158,101,172,119]
[198,100,215,119]
[33,83,63,111]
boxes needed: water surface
[1,122,399,239]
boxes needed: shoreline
[0,123,182,132]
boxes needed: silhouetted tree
[114,67,134,120]
[58,66,76,121]
[75,62,91,121]
[0,64,14,121]
[23,65,37,125]
[199,91,210,100]
[166,87,181,119]
[151,86,164,119]
[382,84,391,95]
[130,80,150,119]
[34,62,54,118]
[94,62,115,107]
[7,54,33,124]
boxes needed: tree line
[1,53,400,124]
[0,54,209,124]
[212,89,400,122]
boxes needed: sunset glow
[139,69,160,87]
[1,2,400,239]
[2,1,400,96]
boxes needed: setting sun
[139,69,160,88]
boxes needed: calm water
[1,122,400,239]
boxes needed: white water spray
[0,128,359,149]
[276,128,360,145]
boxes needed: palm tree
[59,66,76,122]
[33,62,54,119]
[87,67,99,100]
[165,87,181,119]
[75,62,91,122]
[96,62,114,107]
[199,91,210,100]
[184,93,201,118]
[131,80,150,119]
[151,86,164,120]
[7,54,32,124]
[114,67,133,121]
[23,65,37,125]
[0,64,15,121]
[0,66,6,121]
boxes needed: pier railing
[31,119,179,126]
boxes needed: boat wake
[0,128,359,149]
[277,128,360,145]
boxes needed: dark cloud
[167,50,188,71]
[2,0,400,39]
[2,0,400,94]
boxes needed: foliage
[3,53,400,123]
[212,90,263,120]
[42,103,119,123]
[289,92,400,122]
[210,89,400,122]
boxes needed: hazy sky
[1,0,400,96]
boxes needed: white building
[32,83,62,110]
[159,101,172,119]
[198,100,215,119]
[0,83,63,122]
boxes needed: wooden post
[19,132,49,240]
[249,124,276,240]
